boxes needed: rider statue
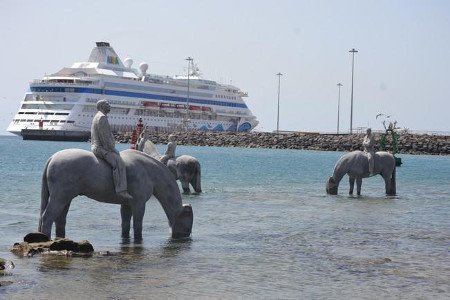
[160,134,177,164]
[363,127,375,175]
[91,100,133,201]
[136,126,149,152]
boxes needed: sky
[1,0,449,134]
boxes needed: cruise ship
[7,42,258,141]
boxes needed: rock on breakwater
[116,131,450,155]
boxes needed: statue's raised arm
[160,134,177,164]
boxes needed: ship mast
[185,57,193,130]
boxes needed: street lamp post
[185,56,193,130]
[337,83,343,134]
[276,72,283,134]
[349,48,358,134]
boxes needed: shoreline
[116,131,450,156]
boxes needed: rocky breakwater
[118,131,450,155]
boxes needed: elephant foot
[182,188,191,194]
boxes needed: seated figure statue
[160,134,177,165]
[136,126,149,152]
[363,128,375,175]
[91,100,133,201]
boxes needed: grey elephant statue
[139,139,202,194]
[39,148,193,241]
[326,150,396,196]
[166,155,202,194]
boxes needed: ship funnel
[139,62,148,76]
[88,42,125,68]
[124,57,133,68]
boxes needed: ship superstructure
[7,42,258,139]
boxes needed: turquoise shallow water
[0,135,449,299]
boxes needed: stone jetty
[116,131,450,155]
[12,232,94,257]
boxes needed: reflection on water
[38,256,76,272]
[160,238,193,258]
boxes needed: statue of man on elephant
[38,148,193,241]
[137,135,202,194]
[326,150,396,196]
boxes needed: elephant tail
[39,157,51,232]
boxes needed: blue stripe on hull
[213,124,224,131]
[238,122,252,132]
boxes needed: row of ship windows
[32,87,76,93]
[134,110,237,122]
[18,112,70,116]
[215,94,237,100]
[14,119,74,124]
[21,104,74,110]
[82,106,130,114]
[78,113,238,122]
[24,94,76,102]
[85,98,140,106]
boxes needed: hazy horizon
[1,0,449,135]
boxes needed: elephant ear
[142,140,161,159]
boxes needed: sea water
[0,135,448,299]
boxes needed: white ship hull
[7,42,258,139]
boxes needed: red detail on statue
[130,129,137,149]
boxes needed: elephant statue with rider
[39,149,193,241]
[326,150,396,196]
[137,132,202,194]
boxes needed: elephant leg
[181,179,191,194]
[121,204,132,239]
[349,177,355,195]
[383,174,394,195]
[389,169,396,195]
[356,178,362,196]
[55,203,71,238]
[132,202,146,241]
